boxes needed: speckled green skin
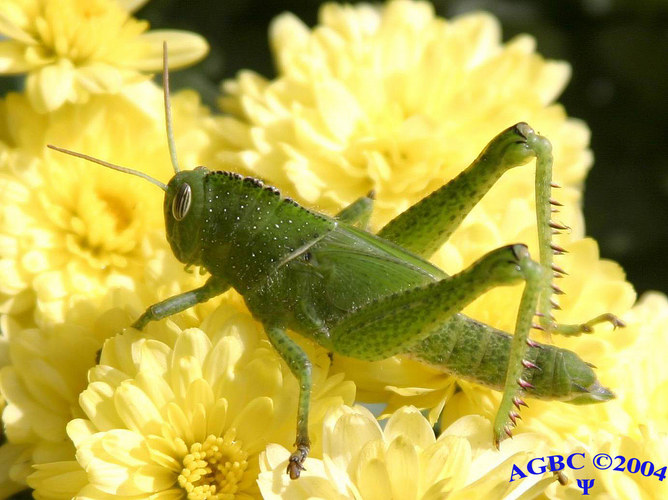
[127,123,616,478]
[407,314,603,401]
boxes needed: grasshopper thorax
[164,166,210,266]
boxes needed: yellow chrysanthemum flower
[259,406,556,499]
[0,86,220,325]
[0,292,138,495]
[27,306,355,498]
[0,0,208,112]
[217,0,588,242]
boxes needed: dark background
[137,0,668,298]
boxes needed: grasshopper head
[164,167,209,265]
[48,43,211,268]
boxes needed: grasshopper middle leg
[263,325,312,480]
[335,190,375,229]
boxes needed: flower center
[31,0,147,65]
[57,184,139,270]
[95,191,133,232]
[178,431,249,500]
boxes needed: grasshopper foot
[588,313,625,329]
[287,442,310,479]
[547,312,625,336]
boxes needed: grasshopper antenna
[163,41,180,174]
[46,145,168,191]
[46,43,180,190]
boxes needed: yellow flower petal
[230,396,275,454]
[0,443,31,498]
[171,328,212,370]
[201,335,244,387]
[131,30,210,71]
[95,429,152,468]
[26,59,76,112]
[27,460,87,498]
[137,339,171,377]
[74,63,125,94]
[79,381,126,433]
[67,419,97,450]
[0,9,36,44]
[204,398,228,438]
[385,435,420,499]
[113,381,164,436]
[86,456,174,495]
[356,457,394,500]
[0,40,32,73]
[384,405,435,450]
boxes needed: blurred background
[3,0,667,296]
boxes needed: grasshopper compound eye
[172,182,192,220]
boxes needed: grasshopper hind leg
[375,123,623,445]
[322,241,554,451]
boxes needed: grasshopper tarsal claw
[287,444,310,480]
[593,313,626,329]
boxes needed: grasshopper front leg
[132,275,230,329]
[95,276,230,364]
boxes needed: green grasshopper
[49,47,622,479]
